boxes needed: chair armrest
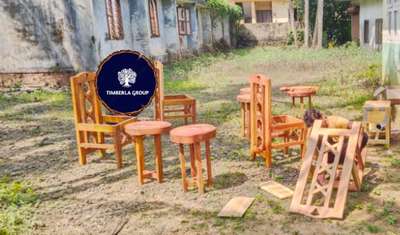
[76,123,116,132]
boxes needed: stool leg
[194,142,204,193]
[283,132,289,155]
[190,144,197,177]
[240,103,245,137]
[246,103,251,139]
[134,136,145,185]
[192,101,196,123]
[308,96,312,109]
[154,135,163,183]
[178,144,188,192]
[300,97,304,112]
[205,140,213,187]
[292,97,296,107]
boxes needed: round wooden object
[125,121,172,136]
[239,87,251,95]
[280,86,318,97]
[236,94,250,103]
[170,124,216,144]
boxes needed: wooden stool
[240,87,250,95]
[280,86,319,112]
[170,124,216,193]
[125,121,172,185]
[363,100,391,147]
[237,94,251,139]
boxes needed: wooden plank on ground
[260,181,293,199]
[218,197,255,218]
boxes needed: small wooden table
[280,86,319,112]
[363,100,391,147]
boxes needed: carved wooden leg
[178,144,188,192]
[114,129,123,169]
[78,147,87,165]
[134,136,145,185]
[205,140,213,186]
[264,147,272,168]
[154,135,163,183]
[194,142,204,193]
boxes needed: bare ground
[1,47,399,235]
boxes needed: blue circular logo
[96,50,157,116]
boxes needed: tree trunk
[289,0,298,46]
[313,0,324,48]
[304,0,309,47]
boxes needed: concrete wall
[237,22,289,46]
[0,0,96,72]
[0,0,231,77]
[359,0,383,50]
[272,0,289,23]
[383,0,400,85]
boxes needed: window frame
[105,0,124,40]
[364,20,369,44]
[149,0,160,37]
[177,6,192,36]
[375,18,383,45]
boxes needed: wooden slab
[260,181,293,199]
[218,197,255,218]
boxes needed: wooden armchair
[249,74,307,168]
[70,72,136,168]
[153,61,196,123]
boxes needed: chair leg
[283,132,289,155]
[190,144,196,177]
[240,103,245,137]
[134,136,145,185]
[191,101,196,123]
[245,103,251,139]
[97,132,106,158]
[264,148,272,168]
[78,146,87,165]
[205,140,213,187]
[178,144,188,192]
[184,105,189,125]
[194,142,204,193]
[114,130,123,169]
[301,127,308,159]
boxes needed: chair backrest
[154,61,164,120]
[250,74,272,153]
[70,72,103,125]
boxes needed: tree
[304,0,310,47]
[289,0,298,46]
[312,0,324,48]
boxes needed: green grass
[0,176,37,235]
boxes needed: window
[256,10,272,23]
[389,11,392,34]
[149,0,160,37]
[376,19,383,44]
[105,0,124,40]
[177,7,191,35]
[395,11,398,34]
[364,20,369,44]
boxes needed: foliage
[206,0,242,22]
[296,0,351,46]
[0,176,37,234]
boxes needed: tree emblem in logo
[118,68,137,88]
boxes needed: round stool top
[170,124,216,144]
[236,94,250,103]
[280,86,319,97]
[240,87,251,95]
[125,121,172,136]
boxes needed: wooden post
[251,1,257,24]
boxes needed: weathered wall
[359,0,383,50]
[237,22,288,46]
[0,0,96,72]
[271,0,289,23]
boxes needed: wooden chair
[154,61,196,123]
[290,120,366,219]
[249,74,307,168]
[70,72,136,168]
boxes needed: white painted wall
[272,0,289,23]
[359,0,383,49]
